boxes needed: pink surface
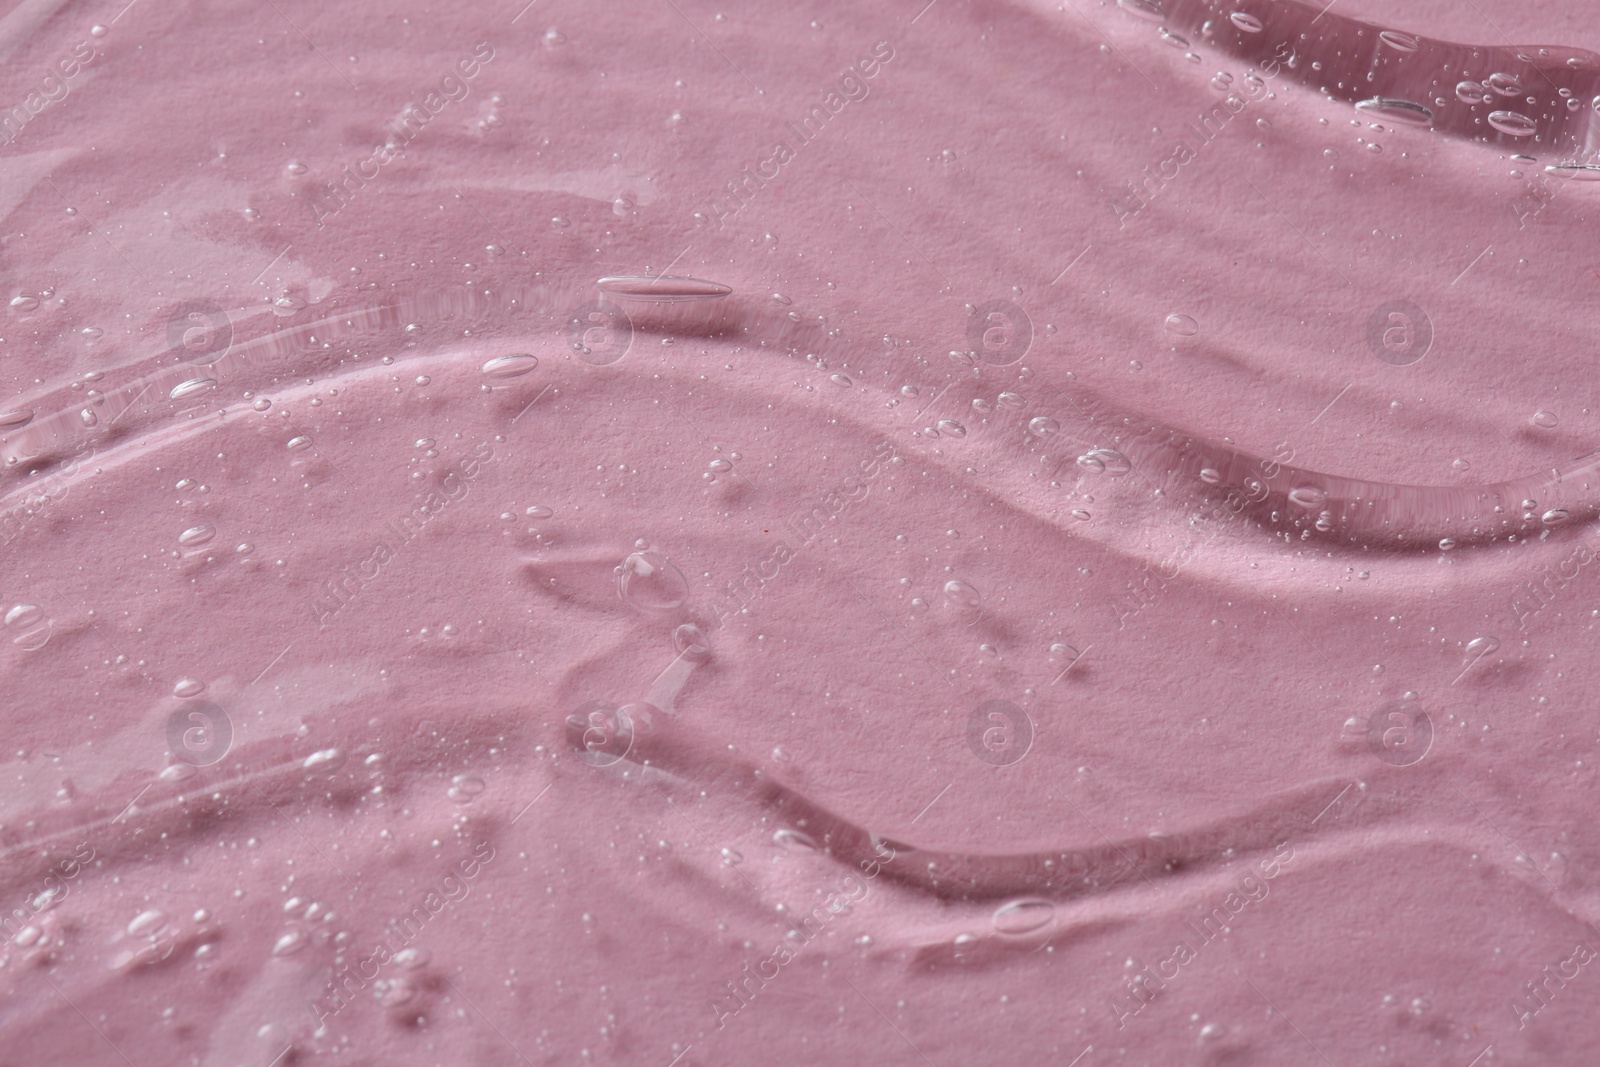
[2,0,1600,1063]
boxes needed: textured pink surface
[2,0,1600,1063]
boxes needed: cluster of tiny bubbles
[302,748,347,774]
[374,977,419,1009]
[1076,448,1132,476]
[1378,992,1434,1017]
[701,454,735,483]
[111,907,207,969]
[943,579,983,614]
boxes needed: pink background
[2,0,1598,1063]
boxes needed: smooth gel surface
[2,0,1599,1064]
